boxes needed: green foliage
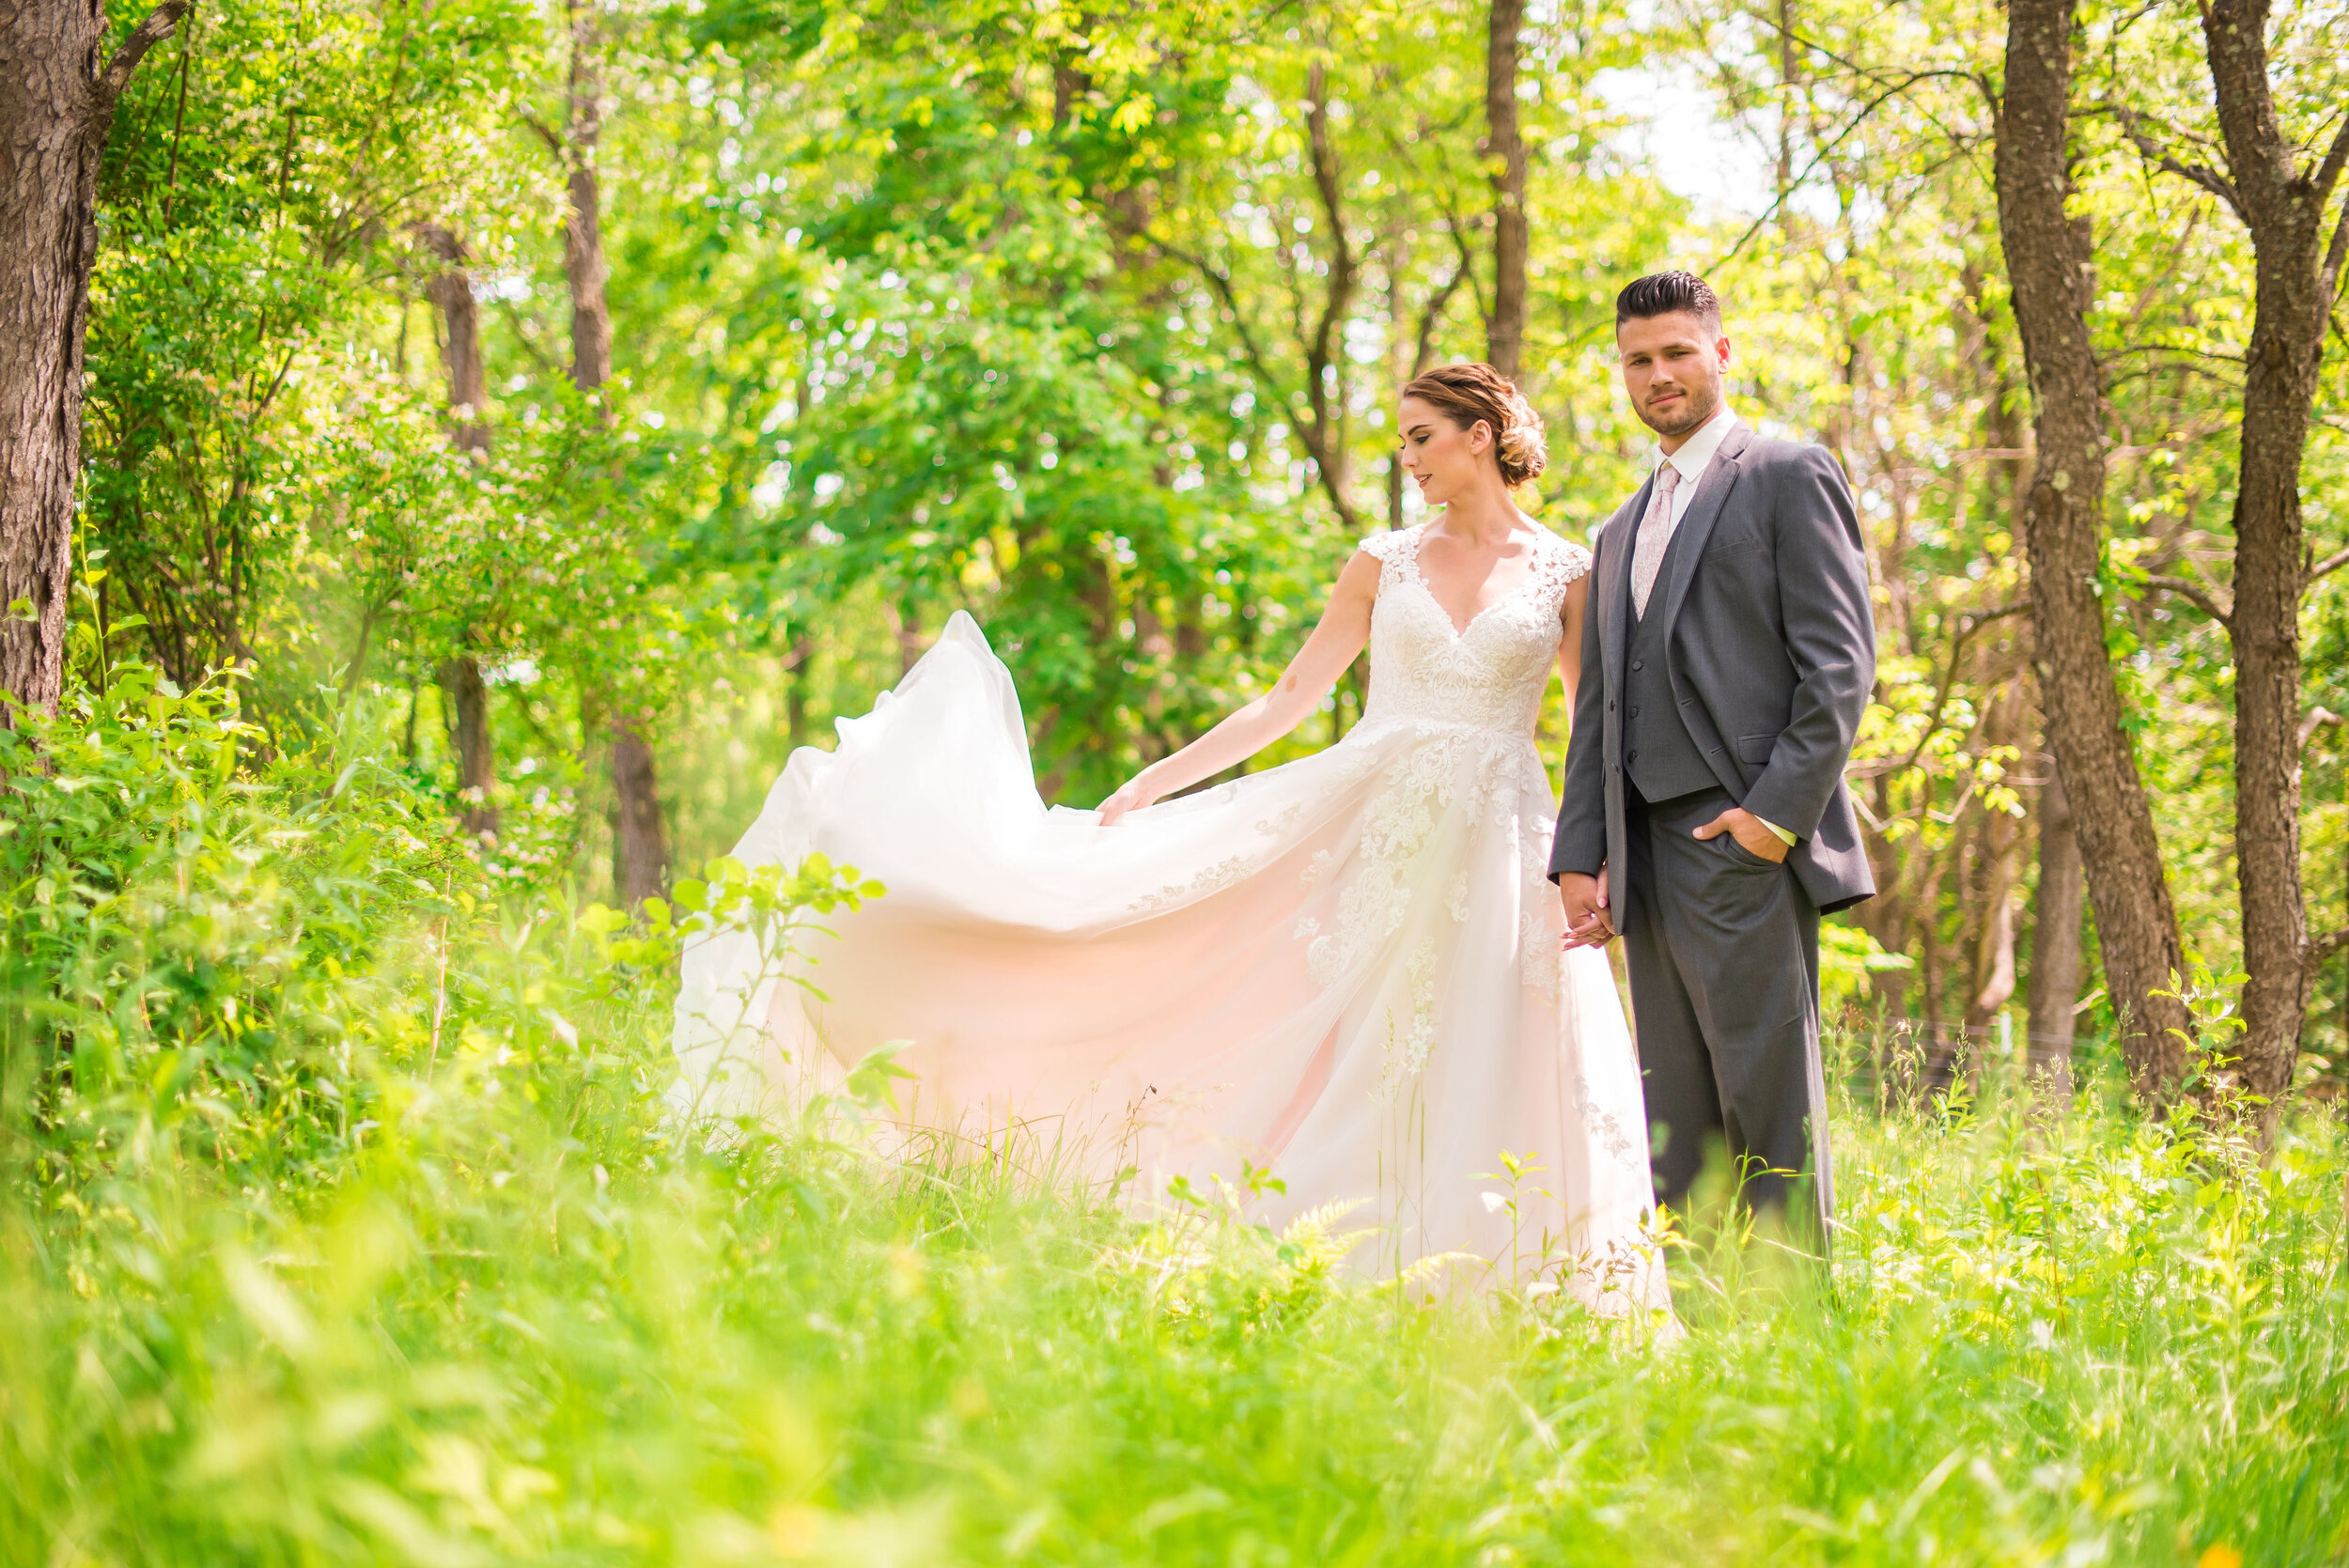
[3,784,2341,1560]
[69,0,2349,1073]
[88,0,543,694]
[1820,923,1915,1024]
[23,3,2347,1555]
[0,662,477,1184]
[2,657,2341,1560]
[577,849,881,1012]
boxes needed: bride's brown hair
[1400,363,1548,487]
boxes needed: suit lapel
[1598,476,1649,697]
[1652,425,1753,638]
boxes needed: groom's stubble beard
[1634,374,1720,442]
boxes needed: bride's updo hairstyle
[1400,362,1549,488]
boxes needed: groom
[1552,271,1875,1250]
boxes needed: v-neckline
[1406,523,1551,640]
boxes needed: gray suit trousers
[1623,784,1833,1246]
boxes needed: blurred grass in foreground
[3,677,2344,1566]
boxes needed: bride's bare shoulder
[1327,539,1387,607]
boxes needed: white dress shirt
[1647,400,1741,533]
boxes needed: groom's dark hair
[1616,272,1722,334]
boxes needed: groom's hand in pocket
[1560,868,1614,949]
[1694,806,1791,863]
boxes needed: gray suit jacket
[1549,425,1876,917]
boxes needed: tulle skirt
[674,613,1667,1307]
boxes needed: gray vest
[1623,535,1718,803]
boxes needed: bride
[674,363,1667,1310]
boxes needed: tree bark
[419,224,498,840]
[436,653,497,841]
[1295,59,1358,529]
[2026,763,2084,1103]
[1484,0,1528,383]
[0,0,191,722]
[1966,691,2026,1035]
[562,0,612,407]
[2190,0,2349,1121]
[610,715,667,908]
[555,0,663,903]
[419,224,490,456]
[785,633,811,749]
[1993,0,2194,1101]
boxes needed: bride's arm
[1097,549,1381,824]
[1553,568,1612,939]
[1555,571,1589,704]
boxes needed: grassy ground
[4,688,2345,1565]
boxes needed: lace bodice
[1358,523,1591,737]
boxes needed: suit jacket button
[1630,706,1641,718]
[1627,749,1640,764]
[1631,660,1644,672]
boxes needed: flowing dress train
[674,523,1668,1308]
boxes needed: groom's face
[1616,311,1731,445]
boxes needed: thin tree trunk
[562,3,612,410]
[436,653,497,841]
[420,225,490,455]
[1966,691,2026,1034]
[895,597,925,678]
[2026,764,2084,1103]
[1484,0,1528,383]
[785,633,811,749]
[1297,60,1358,529]
[419,223,497,839]
[2190,0,2349,1123]
[0,0,190,721]
[1387,233,1409,529]
[611,715,667,908]
[556,0,662,902]
[1994,0,2194,1101]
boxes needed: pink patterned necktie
[1629,461,1682,618]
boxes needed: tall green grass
[4,679,2344,1566]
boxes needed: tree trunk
[1484,0,1528,383]
[419,225,490,455]
[557,0,663,903]
[2195,0,2349,1122]
[895,596,924,678]
[1993,0,2194,1102]
[436,654,497,841]
[2026,764,2084,1103]
[562,0,612,408]
[785,633,811,749]
[611,715,667,908]
[1966,691,2026,1034]
[419,224,498,840]
[1295,60,1359,532]
[0,0,190,721]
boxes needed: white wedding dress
[674,522,1668,1308]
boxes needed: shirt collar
[1651,402,1741,485]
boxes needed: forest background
[2,0,2348,1560]
[21,0,2347,1099]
